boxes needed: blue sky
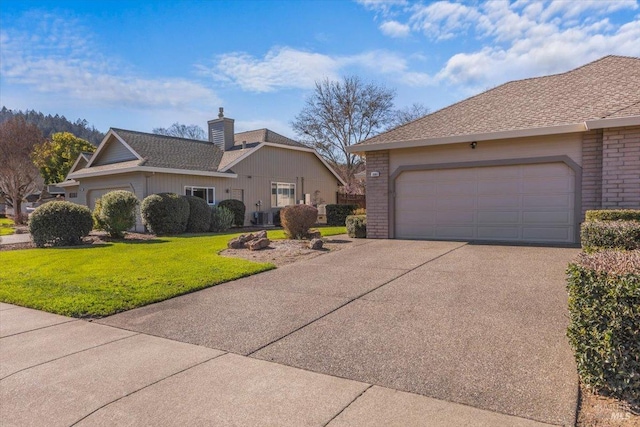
[2,0,639,138]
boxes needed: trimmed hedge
[281,204,318,239]
[273,209,282,227]
[140,193,189,235]
[29,201,93,247]
[567,250,640,404]
[183,195,211,233]
[218,199,246,227]
[346,215,366,238]
[326,204,357,226]
[585,209,640,222]
[581,221,640,253]
[93,190,139,238]
[210,206,234,232]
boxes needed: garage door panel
[522,177,574,193]
[477,211,520,224]
[477,180,520,195]
[523,211,572,224]
[435,226,474,239]
[395,162,575,243]
[436,196,475,210]
[522,227,573,242]
[477,195,520,208]
[436,211,474,224]
[522,195,572,209]
[477,227,520,239]
[437,181,476,196]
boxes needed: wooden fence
[336,193,366,209]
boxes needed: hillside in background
[0,107,105,145]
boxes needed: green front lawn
[0,218,14,236]
[0,227,346,317]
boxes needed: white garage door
[87,187,130,210]
[395,163,576,243]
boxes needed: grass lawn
[0,218,14,236]
[0,227,346,318]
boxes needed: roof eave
[68,166,237,179]
[347,123,589,154]
[585,115,640,129]
[55,180,79,188]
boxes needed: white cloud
[380,20,411,37]
[0,14,219,110]
[207,47,340,92]
[355,0,407,14]
[361,0,640,90]
[207,47,434,92]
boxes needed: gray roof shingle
[358,55,640,147]
[111,129,224,172]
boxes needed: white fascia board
[65,154,89,178]
[347,123,589,153]
[218,146,260,171]
[85,129,144,168]
[55,180,79,188]
[69,166,237,179]
[585,115,640,129]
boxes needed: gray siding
[94,136,138,165]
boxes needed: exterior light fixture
[470,141,477,149]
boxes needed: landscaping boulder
[227,233,254,249]
[255,230,268,240]
[248,237,270,251]
[309,238,323,250]
[307,230,322,240]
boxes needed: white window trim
[185,186,216,205]
[271,182,296,208]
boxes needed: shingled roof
[233,128,305,148]
[111,129,225,172]
[356,55,640,148]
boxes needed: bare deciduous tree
[292,76,395,187]
[387,102,430,130]
[0,117,44,224]
[152,123,207,140]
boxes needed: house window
[68,192,78,198]
[185,186,215,205]
[271,182,296,207]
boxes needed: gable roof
[351,55,640,152]
[233,128,305,148]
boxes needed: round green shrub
[183,195,211,233]
[210,206,234,232]
[218,199,246,227]
[346,214,367,238]
[140,193,189,235]
[93,190,139,238]
[281,204,318,239]
[29,201,93,247]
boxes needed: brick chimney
[207,107,235,151]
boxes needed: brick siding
[581,129,603,217]
[602,126,640,209]
[365,150,389,238]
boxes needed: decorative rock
[227,237,246,249]
[307,230,322,239]
[309,238,323,250]
[248,237,270,251]
[255,230,268,239]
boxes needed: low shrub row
[326,204,357,226]
[93,190,139,238]
[218,199,245,227]
[581,221,640,252]
[281,204,318,239]
[585,209,640,222]
[29,201,93,247]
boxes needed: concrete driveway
[100,239,579,425]
[2,238,579,426]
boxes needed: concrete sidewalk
[0,303,551,426]
[0,233,31,245]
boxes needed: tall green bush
[326,204,356,226]
[218,199,246,227]
[183,195,211,233]
[140,193,189,235]
[93,190,139,238]
[29,201,93,247]
[210,206,234,232]
[281,205,318,239]
[567,250,640,404]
